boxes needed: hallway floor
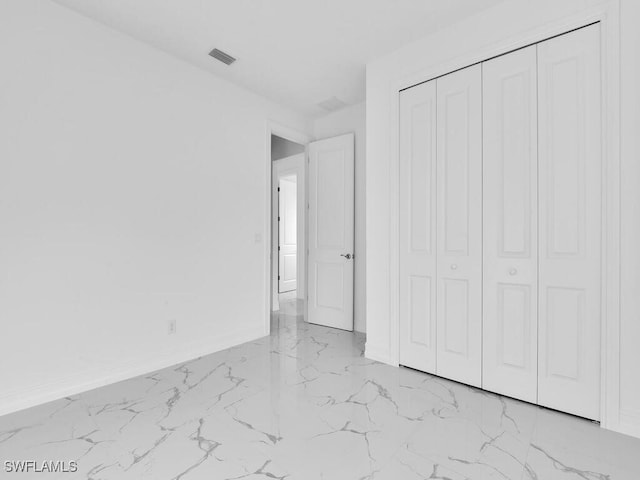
[1,301,639,479]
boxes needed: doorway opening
[270,134,306,318]
[266,127,355,335]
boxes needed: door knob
[340,253,352,260]
[450,264,458,270]
[509,268,518,276]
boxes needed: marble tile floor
[1,300,639,479]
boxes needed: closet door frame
[386,4,621,433]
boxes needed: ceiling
[53,0,503,117]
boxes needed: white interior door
[482,45,539,403]
[537,24,601,420]
[279,176,297,293]
[399,80,438,373]
[435,64,483,388]
[308,133,355,330]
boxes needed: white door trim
[265,122,311,335]
[377,2,622,433]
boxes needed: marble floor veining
[1,301,639,479]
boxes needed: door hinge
[278,275,280,280]
[277,187,280,192]
[278,246,281,251]
[278,216,280,221]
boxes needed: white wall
[0,0,311,416]
[313,103,366,333]
[618,0,640,437]
[365,0,640,438]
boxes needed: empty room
[1,0,640,478]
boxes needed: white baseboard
[614,422,640,440]
[0,325,265,418]
[365,343,395,366]
[616,409,640,439]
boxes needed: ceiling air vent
[208,48,236,66]
[318,96,348,113]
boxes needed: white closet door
[482,46,538,403]
[399,81,438,373]
[537,25,601,420]
[436,65,483,387]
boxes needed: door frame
[380,3,621,432]
[264,122,311,334]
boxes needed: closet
[399,24,602,420]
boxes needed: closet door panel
[436,64,482,387]
[538,24,601,420]
[482,46,538,403]
[399,81,438,373]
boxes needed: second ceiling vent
[209,48,236,66]
[318,96,348,113]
